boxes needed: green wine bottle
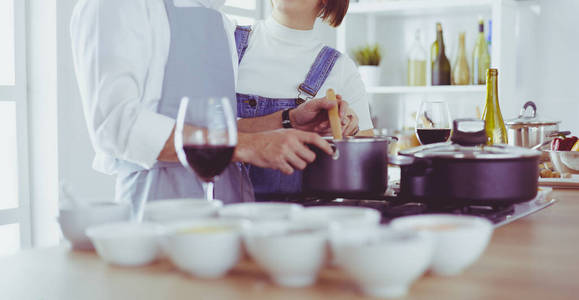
[431,23,451,85]
[482,69,508,144]
[472,19,491,85]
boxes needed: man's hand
[291,95,360,136]
[234,129,333,175]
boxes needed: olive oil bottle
[432,23,451,85]
[481,69,508,144]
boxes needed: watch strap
[282,108,293,129]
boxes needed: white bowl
[332,226,433,298]
[244,221,327,287]
[390,214,493,276]
[218,202,303,221]
[86,222,164,267]
[161,219,249,279]
[144,198,222,223]
[58,202,132,250]
[292,206,381,228]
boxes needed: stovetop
[259,187,556,228]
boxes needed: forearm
[157,127,178,162]
[237,111,284,133]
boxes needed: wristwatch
[282,108,293,129]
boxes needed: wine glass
[415,99,452,145]
[175,97,237,202]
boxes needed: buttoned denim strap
[235,26,252,64]
[298,46,341,99]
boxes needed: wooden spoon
[326,89,343,140]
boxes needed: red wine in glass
[416,128,452,145]
[175,97,238,202]
[182,145,235,182]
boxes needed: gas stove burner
[453,204,516,223]
[382,202,428,220]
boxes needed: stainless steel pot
[506,101,560,148]
[302,137,394,197]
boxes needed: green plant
[352,44,382,66]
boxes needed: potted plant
[352,44,383,87]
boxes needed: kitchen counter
[1,190,578,300]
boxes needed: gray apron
[115,0,254,220]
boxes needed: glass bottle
[472,19,491,85]
[452,32,470,85]
[408,29,427,86]
[481,68,508,144]
[431,23,451,86]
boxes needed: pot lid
[400,142,541,160]
[505,101,560,126]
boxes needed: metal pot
[302,137,393,197]
[506,101,560,148]
[395,119,541,206]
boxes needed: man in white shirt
[71,0,352,210]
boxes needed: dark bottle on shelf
[432,23,451,86]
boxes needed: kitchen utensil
[144,198,222,223]
[326,89,343,140]
[395,119,541,206]
[390,215,493,276]
[243,221,328,288]
[330,226,432,298]
[161,219,249,279]
[58,202,131,251]
[86,222,164,266]
[218,202,303,221]
[303,136,392,197]
[506,101,560,148]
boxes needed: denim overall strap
[234,45,341,200]
[115,0,254,220]
[298,46,341,100]
[234,26,251,64]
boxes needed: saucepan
[302,136,397,197]
[506,101,560,148]
[392,119,541,206]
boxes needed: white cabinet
[337,0,525,129]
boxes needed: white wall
[520,0,579,135]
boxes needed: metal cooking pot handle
[519,101,537,118]
[328,141,340,160]
[388,155,414,166]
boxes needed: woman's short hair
[319,0,349,27]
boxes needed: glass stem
[203,181,214,202]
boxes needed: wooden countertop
[1,190,578,300]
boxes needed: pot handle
[327,140,340,160]
[450,119,488,146]
[388,154,414,166]
[519,101,537,118]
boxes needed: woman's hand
[291,95,359,136]
[291,95,360,136]
[234,129,333,175]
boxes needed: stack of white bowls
[71,198,494,299]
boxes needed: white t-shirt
[70,0,237,174]
[236,17,373,131]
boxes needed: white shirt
[70,0,237,174]
[237,18,374,131]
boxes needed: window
[224,0,267,25]
[0,0,31,256]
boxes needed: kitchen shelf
[348,0,511,16]
[366,85,486,95]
